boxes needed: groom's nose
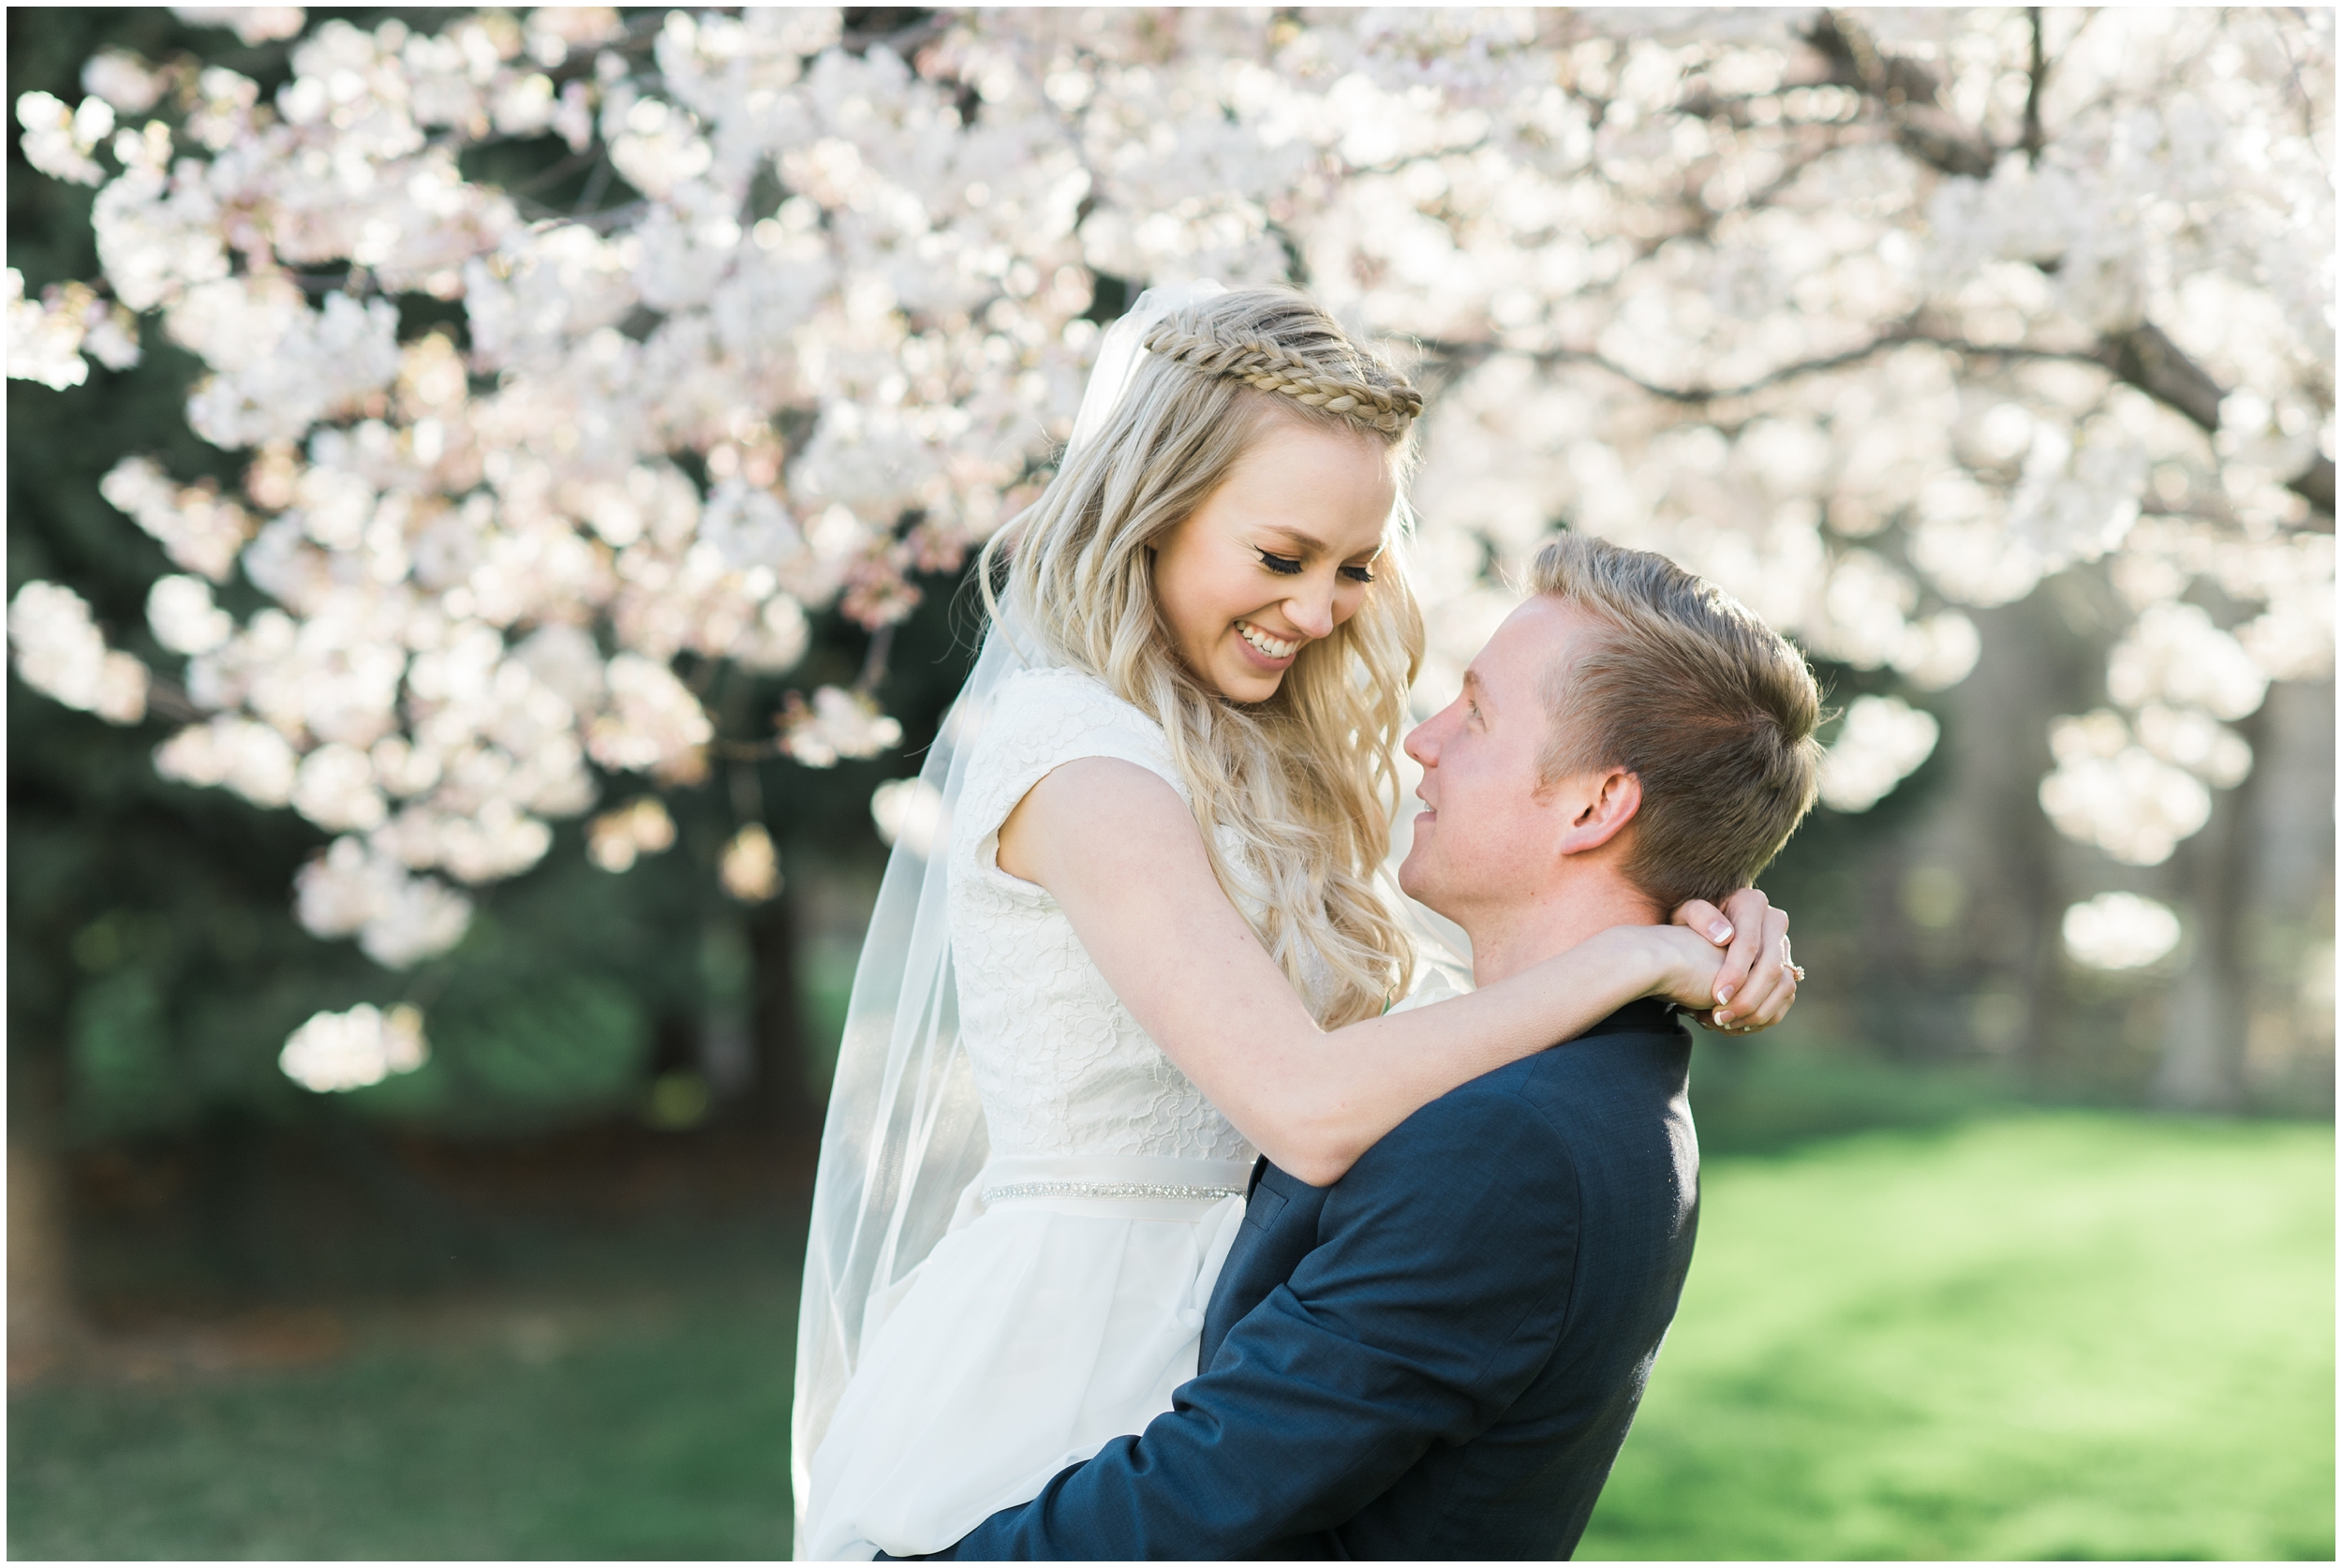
[1403,714,1439,769]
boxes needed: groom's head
[1401,534,1823,931]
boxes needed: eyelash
[1257,550,1376,585]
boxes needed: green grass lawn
[1581,1114,2335,1561]
[8,1284,799,1560]
[9,1113,2332,1560]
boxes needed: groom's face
[1399,596,1597,922]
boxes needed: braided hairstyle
[982,288,1429,1027]
[1138,325,1426,435]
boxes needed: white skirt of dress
[799,1153,1253,1561]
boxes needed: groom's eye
[1257,550,1304,576]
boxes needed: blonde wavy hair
[981,288,1428,1028]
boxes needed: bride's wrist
[1566,925,1668,1003]
[1621,926,1682,1001]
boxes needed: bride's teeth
[1237,621,1296,659]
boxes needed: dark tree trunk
[2154,770,2248,1111]
[8,1054,81,1378]
[8,1143,79,1377]
[749,894,824,1132]
[2161,677,2337,1110]
[1889,594,2083,1062]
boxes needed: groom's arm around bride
[891,535,1822,1561]
[919,996,1699,1561]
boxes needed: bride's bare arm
[1001,757,1744,1186]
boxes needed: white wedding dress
[800,664,1302,1561]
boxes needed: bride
[792,284,1797,1560]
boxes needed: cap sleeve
[953,668,1189,889]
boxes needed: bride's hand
[1669,888,1799,1033]
[1611,924,1744,1014]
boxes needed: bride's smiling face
[1149,415,1397,704]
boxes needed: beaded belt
[983,1179,1246,1205]
[974,1153,1253,1212]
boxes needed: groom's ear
[1553,765,1641,858]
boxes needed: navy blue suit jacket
[908,998,1699,1561]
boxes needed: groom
[895,534,1823,1560]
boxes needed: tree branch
[1795,11,2333,527]
[2103,323,2333,523]
[2287,455,2336,517]
[839,8,952,62]
[1421,323,2336,530]
[2104,319,2225,432]
[144,679,206,726]
[1421,318,2106,407]
[2023,7,2048,166]
[1805,10,1996,177]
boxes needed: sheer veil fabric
[789,281,1226,1552]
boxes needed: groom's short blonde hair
[1529,533,1824,910]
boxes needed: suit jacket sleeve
[925,1086,1583,1561]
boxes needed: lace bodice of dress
[949,666,1256,1163]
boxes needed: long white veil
[790,281,1225,1551]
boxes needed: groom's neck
[1464,872,1660,990]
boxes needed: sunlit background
[8,6,2332,1560]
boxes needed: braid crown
[1141,325,1424,435]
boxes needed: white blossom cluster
[1817,694,1941,814]
[7,267,141,390]
[586,793,676,872]
[719,821,781,902]
[7,582,150,723]
[278,999,429,1093]
[7,7,2331,1021]
[2061,890,2185,972]
[870,775,946,860]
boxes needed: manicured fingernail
[1709,921,1733,943]
[1715,984,1734,1006]
[1714,1009,1732,1025]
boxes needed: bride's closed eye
[1257,549,1375,584]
